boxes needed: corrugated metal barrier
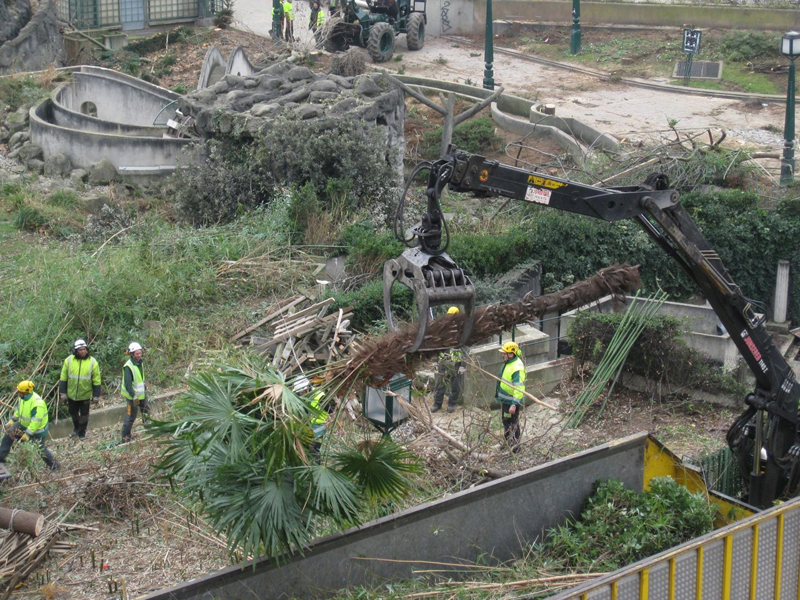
[549,496,800,600]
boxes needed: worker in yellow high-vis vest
[0,381,58,469]
[496,341,526,453]
[282,0,295,42]
[120,342,147,443]
[59,338,101,439]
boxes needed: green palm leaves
[150,356,420,561]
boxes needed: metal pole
[272,0,283,39]
[483,0,494,90]
[781,57,796,186]
[570,0,581,55]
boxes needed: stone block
[44,152,72,178]
[88,159,118,185]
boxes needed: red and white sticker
[525,185,551,205]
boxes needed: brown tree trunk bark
[0,507,44,536]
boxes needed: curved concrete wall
[30,100,190,170]
[197,46,226,90]
[61,70,177,127]
[49,95,165,136]
[226,46,259,78]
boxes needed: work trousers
[501,403,522,451]
[121,398,149,442]
[432,362,463,409]
[68,398,91,438]
[0,428,57,468]
[283,18,294,41]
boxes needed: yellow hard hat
[499,342,519,355]
[447,306,460,315]
[17,380,34,394]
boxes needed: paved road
[233,0,318,47]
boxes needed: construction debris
[337,264,641,387]
[232,295,357,377]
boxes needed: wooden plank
[275,317,326,341]
[273,312,320,334]
[229,295,304,342]
[272,298,334,329]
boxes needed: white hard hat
[127,342,143,354]
[74,339,88,350]
[293,377,310,394]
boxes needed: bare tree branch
[453,86,504,125]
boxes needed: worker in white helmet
[121,342,147,443]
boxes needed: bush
[13,205,46,231]
[328,278,412,331]
[329,48,370,77]
[421,117,502,159]
[719,31,780,62]
[567,310,742,395]
[540,478,717,571]
[172,116,400,226]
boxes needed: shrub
[540,478,717,571]
[338,221,404,274]
[0,76,51,112]
[719,31,780,62]
[13,205,46,231]
[328,278,412,331]
[329,48,370,77]
[420,117,502,159]
[172,116,400,226]
[213,0,235,28]
[46,190,80,208]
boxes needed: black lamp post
[483,0,494,90]
[362,375,412,437]
[781,31,800,186]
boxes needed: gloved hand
[788,443,800,460]
[457,367,466,375]
[508,404,517,415]
[20,433,30,443]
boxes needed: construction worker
[271,0,284,38]
[282,0,295,42]
[59,338,101,439]
[294,376,329,456]
[431,307,466,413]
[0,381,58,469]
[496,341,526,453]
[309,0,325,37]
[329,0,338,17]
[120,342,147,443]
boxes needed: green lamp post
[272,0,283,39]
[570,0,581,55]
[483,0,494,90]
[781,31,800,186]
[362,375,412,437]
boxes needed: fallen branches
[337,264,641,386]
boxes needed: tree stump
[0,508,44,536]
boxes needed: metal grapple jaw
[383,248,475,353]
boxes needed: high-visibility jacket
[310,7,325,26]
[282,1,294,20]
[60,355,101,401]
[311,390,328,425]
[438,348,463,364]
[496,355,526,405]
[121,359,146,401]
[11,392,49,436]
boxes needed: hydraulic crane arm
[384,146,800,508]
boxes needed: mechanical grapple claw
[383,248,475,353]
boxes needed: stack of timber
[0,509,79,598]
[230,295,356,376]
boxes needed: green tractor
[325,0,426,63]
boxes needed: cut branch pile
[336,264,641,387]
[231,295,357,377]
[0,515,79,598]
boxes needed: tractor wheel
[406,12,425,51]
[324,22,350,52]
[367,22,395,62]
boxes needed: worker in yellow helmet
[496,341,526,453]
[431,307,467,414]
[0,381,59,469]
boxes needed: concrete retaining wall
[0,0,65,74]
[143,432,650,600]
[427,0,800,33]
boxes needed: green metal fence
[699,445,745,500]
[58,0,221,30]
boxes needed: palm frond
[333,439,422,504]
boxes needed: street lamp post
[570,0,581,55]
[781,31,800,186]
[483,0,494,90]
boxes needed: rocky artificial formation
[0,0,65,75]
[0,0,32,45]
[180,60,404,175]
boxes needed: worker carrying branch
[431,307,466,414]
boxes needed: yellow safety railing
[552,496,800,600]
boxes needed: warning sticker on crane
[525,186,551,205]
